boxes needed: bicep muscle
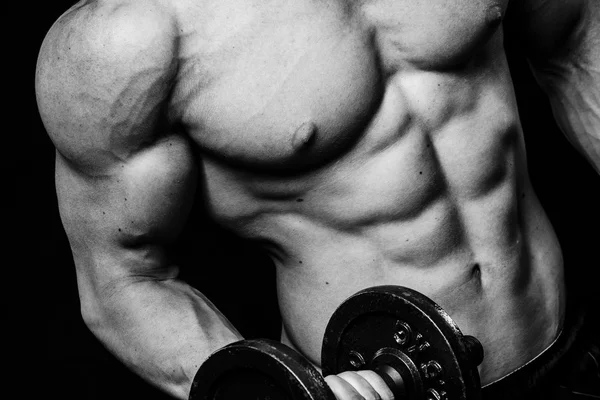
[36,0,197,281]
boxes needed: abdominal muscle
[201,48,565,387]
[232,98,562,388]
[271,174,565,385]
[275,191,565,385]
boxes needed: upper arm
[35,0,197,284]
[506,0,600,172]
[506,0,586,60]
[506,0,600,73]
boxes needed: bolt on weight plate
[321,285,482,400]
[190,339,336,400]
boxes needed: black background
[22,1,599,399]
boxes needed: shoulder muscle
[35,0,180,173]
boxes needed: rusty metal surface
[189,339,336,400]
[321,285,483,400]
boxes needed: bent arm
[36,2,241,398]
[514,0,600,173]
[55,146,242,399]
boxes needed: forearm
[84,274,243,399]
[529,1,600,173]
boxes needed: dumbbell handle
[373,363,408,399]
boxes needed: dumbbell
[189,285,484,400]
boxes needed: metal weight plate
[189,339,336,400]
[321,286,482,400]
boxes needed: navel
[291,121,317,151]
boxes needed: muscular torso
[161,0,564,384]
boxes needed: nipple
[291,121,317,150]
[486,5,503,27]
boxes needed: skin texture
[35,0,599,399]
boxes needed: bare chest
[170,0,509,171]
